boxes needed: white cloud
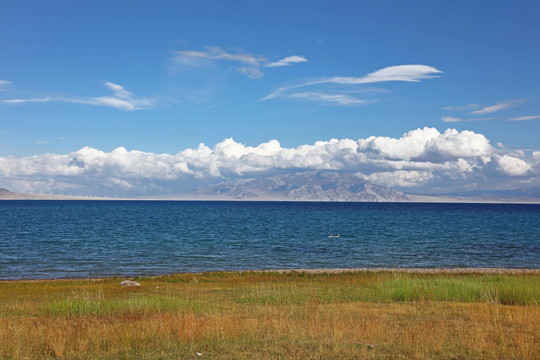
[104,81,133,99]
[441,116,462,122]
[532,151,540,166]
[443,104,479,111]
[0,79,12,91]
[363,170,434,187]
[239,66,264,79]
[314,65,442,85]
[173,46,265,79]
[508,115,540,121]
[444,100,530,122]
[471,100,521,114]
[2,97,54,104]
[496,154,531,176]
[263,64,441,105]
[0,82,154,111]
[266,56,307,68]
[2,127,537,196]
[87,82,154,110]
[172,47,307,78]
[287,92,369,106]
[357,128,493,161]
[174,48,261,65]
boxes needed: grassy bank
[1,271,539,359]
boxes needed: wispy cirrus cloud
[441,116,463,123]
[265,55,307,68]
[314,64,442,86]
[0,79,12,91]
[263,64,442,105]
[286,92,370,106]
[1,82,154,111]
[441,116,497,123]
[174,47,261,66]
[2,97,54,104]
[443,99,534,122]
[508,115,540,121]
[90,82,154,110]
[172,46,307,79]
[442,104,479,111]
[471,100,522,114]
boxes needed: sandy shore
[258,268,540,275]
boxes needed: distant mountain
[0,188,22,199]
[4,179,539,203]
[180,171,410,202]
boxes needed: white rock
[120,280,141,287]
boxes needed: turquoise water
[0,200,539,279]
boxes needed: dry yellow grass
[0,271,539,359]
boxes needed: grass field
[1,270,539,359]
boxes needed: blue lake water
[0,200,539,279]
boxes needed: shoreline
[2,190,540,204]
[2,196,540,204]
[2,267,539,283]
[257,267,540,274]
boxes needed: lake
[1,200,539,279]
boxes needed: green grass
[43,291,202,317]
[235,272,540,306]
[385,275,540,304]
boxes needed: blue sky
[1,1,539,196]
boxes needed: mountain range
[180,171,410,202]
[2,172,540,203]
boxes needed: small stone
[120,280,141,287]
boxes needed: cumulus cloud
[266,56,308,67]
[357,128,493,161]
[0,82,154,111]
[362,170,434,188]
[263,64,441,105]
[1,127,537,196]
[496,154,531,176]
[172,46,306,79]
